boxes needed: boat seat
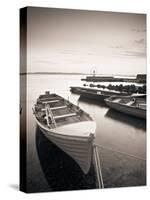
[54,113,77,119]
[51,106,67,110]
[42,105,67,111]
[97,91,101,95]
[42,100,60,104]
[40,97,58,101]
[113,98,121,103]
[138,103,146,110]
[126,101,134,106]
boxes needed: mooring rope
[94,143,146,161]
[93,145,104,188]
[93,143,146,189]
[93,147,101,188]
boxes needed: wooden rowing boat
[105,95,146,119]
[33,91,96,174]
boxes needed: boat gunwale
[35,116,95,141]
[71,86,129,96]
[80,89,110,97]
[105,97,146,111]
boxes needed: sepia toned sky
[27,7,146,75]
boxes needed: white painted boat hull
[36,119,96,174]
[105,100,146,119]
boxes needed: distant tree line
[83,83,146,94]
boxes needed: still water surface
[21,74,146,192]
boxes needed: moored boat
[105,95,146,119]
[33,91,96,174]
[80,89,110,101]
[70,86,83,95]
[70,86,128,102]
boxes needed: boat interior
[34,92,92,129]
[108,96,146,109]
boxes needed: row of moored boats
[70,86,146,119]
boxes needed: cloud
[118,50,146,58]
[132,28,146,32]
[134,38,145,44]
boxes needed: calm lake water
[20,74,146,193]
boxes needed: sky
[26,7,146,75]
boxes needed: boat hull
[80,90,109,101]
[70,87,82,95]
[34,92,96,174]
[38,124,95,174]
[105,100,146,119]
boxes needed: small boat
[70,86,83,95]
[105,95,146,119]
[71,86,128,102]
[80,89,109,101]
[33,91,96,174]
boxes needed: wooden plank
[126,101,134,106]
[42,100,60,104]
[54,113,77,119]
[45,108,51,128]
[46,104,57,128]
[42,105,67,111]
[40,97,59,101]
[51,106,67,110]
[113,98,121,103]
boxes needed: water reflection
[36,126,97,191]
[79,96,107,108]
[98,146,146,188]
[105,109,146,131]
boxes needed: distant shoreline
[20,72,137,77]
[20,72,87,75]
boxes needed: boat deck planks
[35,92,92,128]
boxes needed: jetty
[81,74,146,84]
